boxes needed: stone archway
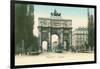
[42,41,48,52]
[38,10,72,53]
[51,34,59,52]
[64,41,66,50]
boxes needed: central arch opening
[51,34,59,52]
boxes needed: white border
[0,0,99,69]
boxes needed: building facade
[72,27,88,52]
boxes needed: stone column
[60,29,64,51]
[38,28,42,52]
[48,29,51,52]
[69,31,72,51]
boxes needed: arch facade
[38,10,72,52]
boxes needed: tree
[15,4,38,55]
[15,4,27,54]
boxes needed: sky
[33,5,94,37]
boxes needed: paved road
[15,52,94,65]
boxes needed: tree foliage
[15,4,38,55]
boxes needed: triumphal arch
[38,10,72,52]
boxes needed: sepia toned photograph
[11,1,96,68]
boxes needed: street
[15,52,94,65]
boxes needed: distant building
[72,27,88,52]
